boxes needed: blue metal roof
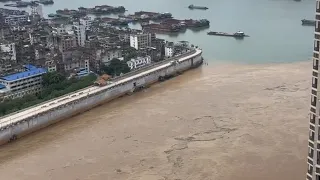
[1,66,47,82]
[24,64,37,70]
[0,84,5,89]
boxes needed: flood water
[0,0,314,179]
[0,62,310,180]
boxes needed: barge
[0,49,203,145]
[142,23,183,33]
[39,0,54,5]
[188,4,208,10]
[301,19,315,26]
[207,31,249,38]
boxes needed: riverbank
[0,61,309,180]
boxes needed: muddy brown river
[0,62,310,180]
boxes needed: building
[130,33,153,50]
[0,42,16,61]
[58,34,77,52]
[4,15,29,25]
[58,50,90,75]
[31,5,43,18]
[80,16,92,31]
[0,64,47,99]
[165,41,175,58]
[127,56,151,70]
[73,22,86,47]
[101,47,123,64]
[307,1,320,179]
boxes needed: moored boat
[207,31,249,38]
[301,19,315,26]
[188,4,208,10]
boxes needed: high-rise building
[307,1,320,180]
[130,33,153,50]
[72,22,86,47]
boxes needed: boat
[301,19,315,26]
[39,0,54,5]
[207,31,249,38]
[188,4,208,10]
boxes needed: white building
[127,56,152,70]
[31,5,43,18]
[0,42,16,61]
[4,15,28,25]
[101,48,123,64]
[80,16,92,30]
[0,64,47,99]
[165,42,175,58]
[130,33,153,50]
[73,22,86,47]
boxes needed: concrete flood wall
[0,52,203,145]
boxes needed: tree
[123,47,138,61]
[42,72,65,86]
[101,58,130,76]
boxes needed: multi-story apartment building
[101,47,123,64]
[0,64,47,99]
[80,16,92,31]
[73,22,86,47]
[4,14,29,25]
[307,1,320,180]
[0,42,16,61]
[130,33,153,50]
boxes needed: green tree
[42,72,65,86]
[123,47,138,61]
[101,58,130,76]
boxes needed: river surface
[0,62,310,180]
[0,0,316,63]
[0,0,313,179]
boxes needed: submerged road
[0,49,200,129]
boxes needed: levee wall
[0,49,203,145]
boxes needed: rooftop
[0,64,47,82]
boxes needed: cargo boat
[207,31,249,38]
[142,23,182,33]
[188,4,208,10]
[39,0,54,5]
[301,19,315,26]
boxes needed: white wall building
[130,33,152,50]
[73,22,86,47]
[127,56,152,70]
[80,16,92,31]
[165,42,175,58]
[31,5,43,18]
[0,42,16,61]
[0,64,47,99]
[101,48,123,64]
[4,15,28,25]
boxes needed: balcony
[315,40,320,52]
[314,59,319,71]
[313,77,318,89]
[309,149,314,158]
[310,131,315,141]
[314,71,319,77]
[311,113,316,124]
[317,1,320,13]
[312,96,317,107]
[309,164,314,175]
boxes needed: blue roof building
[0,64,47,99]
